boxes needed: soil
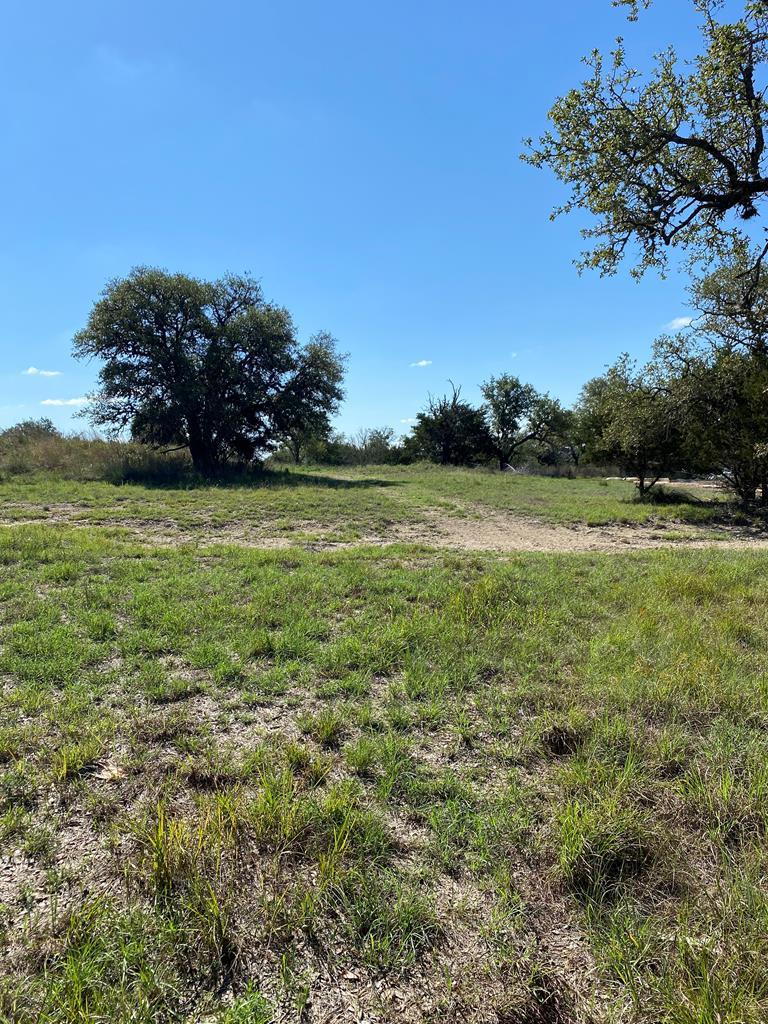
[3,504,768,553]
[387,509,768,553]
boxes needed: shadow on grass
[639,485,712,506]
[633,485,768,531]
[118,467,401,492]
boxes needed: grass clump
[221,985,274,1023]
[51,735,106,781]
[0,899,182,1023]
[556,797,658,901]
[297,707,348,749]
[335,868,440,972]
[122,769,399,990]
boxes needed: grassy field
[0,464,738,544]
[1,471,768,1022]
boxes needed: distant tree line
[271,320,768,507]
[41,0,768,515]
[275,377,582,474]
[3,239,765,505]
[268,307,768,509]
[6,3,768,508]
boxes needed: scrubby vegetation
[0,419,194,484]
[1,504,768,1020]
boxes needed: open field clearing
[1,475,768,1022]
[7,0,768,1019]
[0,466,765,553]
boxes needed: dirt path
[387,508,768,553]
[3,505,768,552]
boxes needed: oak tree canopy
[526,1,768,278]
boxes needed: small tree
[480,374,564,469]
[74,268,345,475]
[576,376,615,467]
[667,345,768,504]
[348,427,399,465]
[300,429,349,466]
[549,406,588,467]
[582,356,683,496]
[0,418,60,445]
[408,384,492,466]
[281,422,335,464]
[0,418,62,475]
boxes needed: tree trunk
[730,468,756,505]
[188,430,217,476]
[761,467,768,507]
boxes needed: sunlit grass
[0,474,767,1020]
[0,462,734,536]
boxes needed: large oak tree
[74,268,345,474]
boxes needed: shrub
[0,425,194,483]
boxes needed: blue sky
[0,0,707,434]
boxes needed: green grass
[0,462,737,538]
[1,473,768,1021]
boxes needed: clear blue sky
[0,0,705,435]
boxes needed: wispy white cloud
[41,397,89,407]
[400,417,417,424]
[23,366,62,377]
[665,316,693,331]
[510,351,518,360]
[410,359,432,368]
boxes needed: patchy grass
[1,477,768,1020]
[0,462,735,537]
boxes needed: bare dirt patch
[3,503,767,553]
[388,508,768,553]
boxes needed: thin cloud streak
[665,316,693,331]
[24,367,62,377]
[410,359,432,368]
[40,397,89,407]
